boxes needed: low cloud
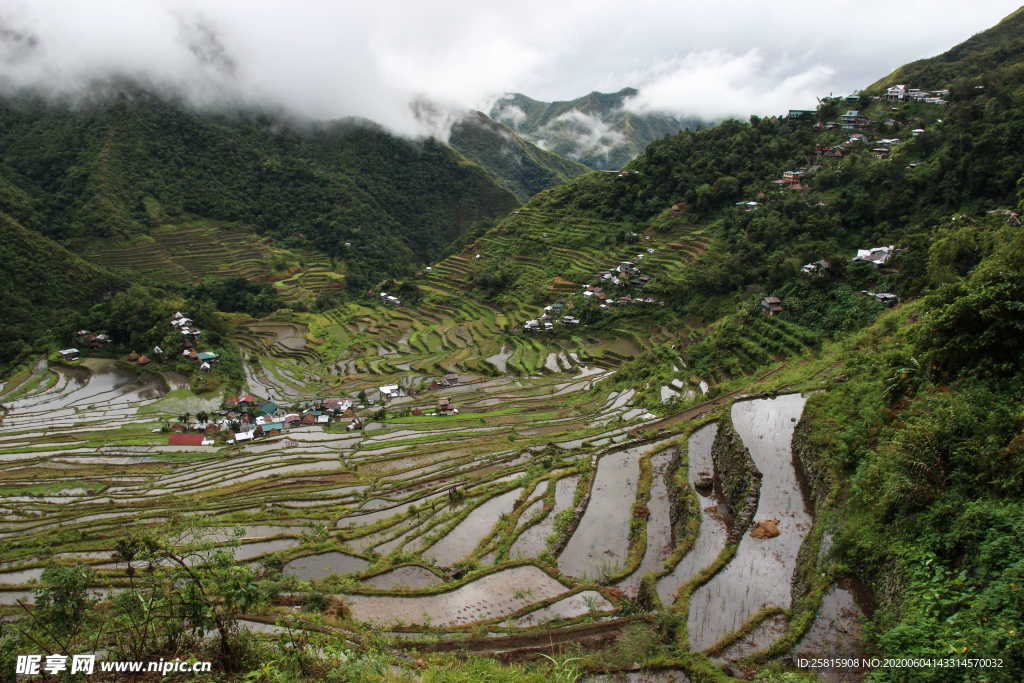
[624,50,834,120]
[492,100,528,128]
[536,109,627,162]
[0,0,1019,137]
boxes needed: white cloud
[623,50,834,120]
[536,109,627,162]
[0,0,1019,136]
[493,101,527,128]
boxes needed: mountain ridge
[490,87,702,170]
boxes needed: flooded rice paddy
[0,307,860,671]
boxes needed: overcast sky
[1,1,1019,135]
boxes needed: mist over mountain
[490,88,702,170]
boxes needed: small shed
[761,296,783,316]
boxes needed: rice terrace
[4,3,1024,680]
[0,204,866,680]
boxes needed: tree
[15,565,102,656]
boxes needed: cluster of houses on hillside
[166,373,467,446]
[165,395,356,446]
[764,244,899,316]
[521,251,663,332]
[170,311,220,371]
[60,330,115,361]
[884,84,949,106]
[524,303,578,332]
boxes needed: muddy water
[618,450,675,597]
[558,445,644,580]
[283,551,370,580]
[688,394,811,652]
[486,346,512,373]
[342,565,568,627]
[509,475,578,559]
[657,423,727,604]
[506,590,614,627]
[793,582,868,680]
[422,488,520,565]
[362,565,442,590]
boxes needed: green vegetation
[448,111,590,201]
[0,82,519,368]
[0,213,121,368]
[5,9,1024,680]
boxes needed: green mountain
[448,110,590,202]
[0,210,120,360]
[4,11,1024,681]
[490,87,702,170]
[869,6,1024,90]
[0,83,518,291]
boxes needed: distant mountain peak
[489,87,700,170]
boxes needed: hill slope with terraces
[2,11,1024,680]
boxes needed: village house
[438,398,458,415]
[852,245,895,266]
[885,84,908,102]
[788,109,816,119]
[782,169,806,184]
[735,201,759,212]
[761,296,783,316]
[59,348,81,361]
[232,431,254,443]
[323,398,354,412]
[378,384,402,401]
[839,111,870,130]
[873,292,899,306]
[801,259,833,277]
[168,433,205,446]
[987,208,1022,226]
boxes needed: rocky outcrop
[710,418,761,541]
[791,408,835,511]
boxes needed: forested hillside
[0,83,518,287]
[448,111,590,201]
[0,212,121,361]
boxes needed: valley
[2,5,1024,680]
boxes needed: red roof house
[168,433,205,446]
